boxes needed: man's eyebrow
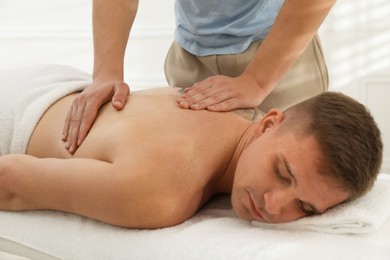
[281,155,321,215]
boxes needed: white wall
[0,0,389,172]
[319,0,390,173]
[0,0,175,89]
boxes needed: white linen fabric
[0,175,389,260]
[0,64,90,155]
[252,174,390,234]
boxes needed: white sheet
[252,174,390,234]
[0,64,90,155]
[1,175,389,260]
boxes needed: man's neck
[212,123,259,194]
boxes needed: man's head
[231,91,383,223]
[281,91,383,200]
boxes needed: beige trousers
[164,35,329,111]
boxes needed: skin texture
[232,129,348,222]
[0,88,348,229]
[62,0,337,154]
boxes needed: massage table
[1,65,389,259]
[0,174,389,260]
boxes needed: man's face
[231,113,349,223]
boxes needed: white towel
[0,64,90,155]
[252,174,390,234]
[1,176,390,259]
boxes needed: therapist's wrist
[240,71,275,98]
[93,63,124,82]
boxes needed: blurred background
[0,0,389,173]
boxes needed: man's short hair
[283,91,383,200]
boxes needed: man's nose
[263,190,294,215]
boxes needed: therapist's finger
[181,83,212,99]
[76,102,99,147]
[62,106,73,142]
[111,81,130,110]
[178,84,222,109]
[62,99,83,147]
[206,97,241,112]
[188,89,231,110]
[67,99,87,154]
[178,84,213,103]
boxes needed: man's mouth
[247,192,266,222]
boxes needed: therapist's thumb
[112,81,130,110]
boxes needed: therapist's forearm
[92,0,139,82]
[244,0,336,94]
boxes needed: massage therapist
[62,0,336,154]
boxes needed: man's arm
[178,0,336,111]
[0,154,183,228]
[62,0,139,154]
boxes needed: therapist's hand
[176,74,268,112]
[62,80,130,154]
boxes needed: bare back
[24,87,251,227]
[28,87,250,166]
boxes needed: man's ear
[254,109,284,137]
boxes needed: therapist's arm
[62,0,139,154]
[178,0,336,111]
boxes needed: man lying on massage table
[0,67,382,229]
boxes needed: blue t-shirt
[175,0,285,56]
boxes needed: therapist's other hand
[62,80,130,154]
[177,75,267,112]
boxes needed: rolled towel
[251,174,390,234]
